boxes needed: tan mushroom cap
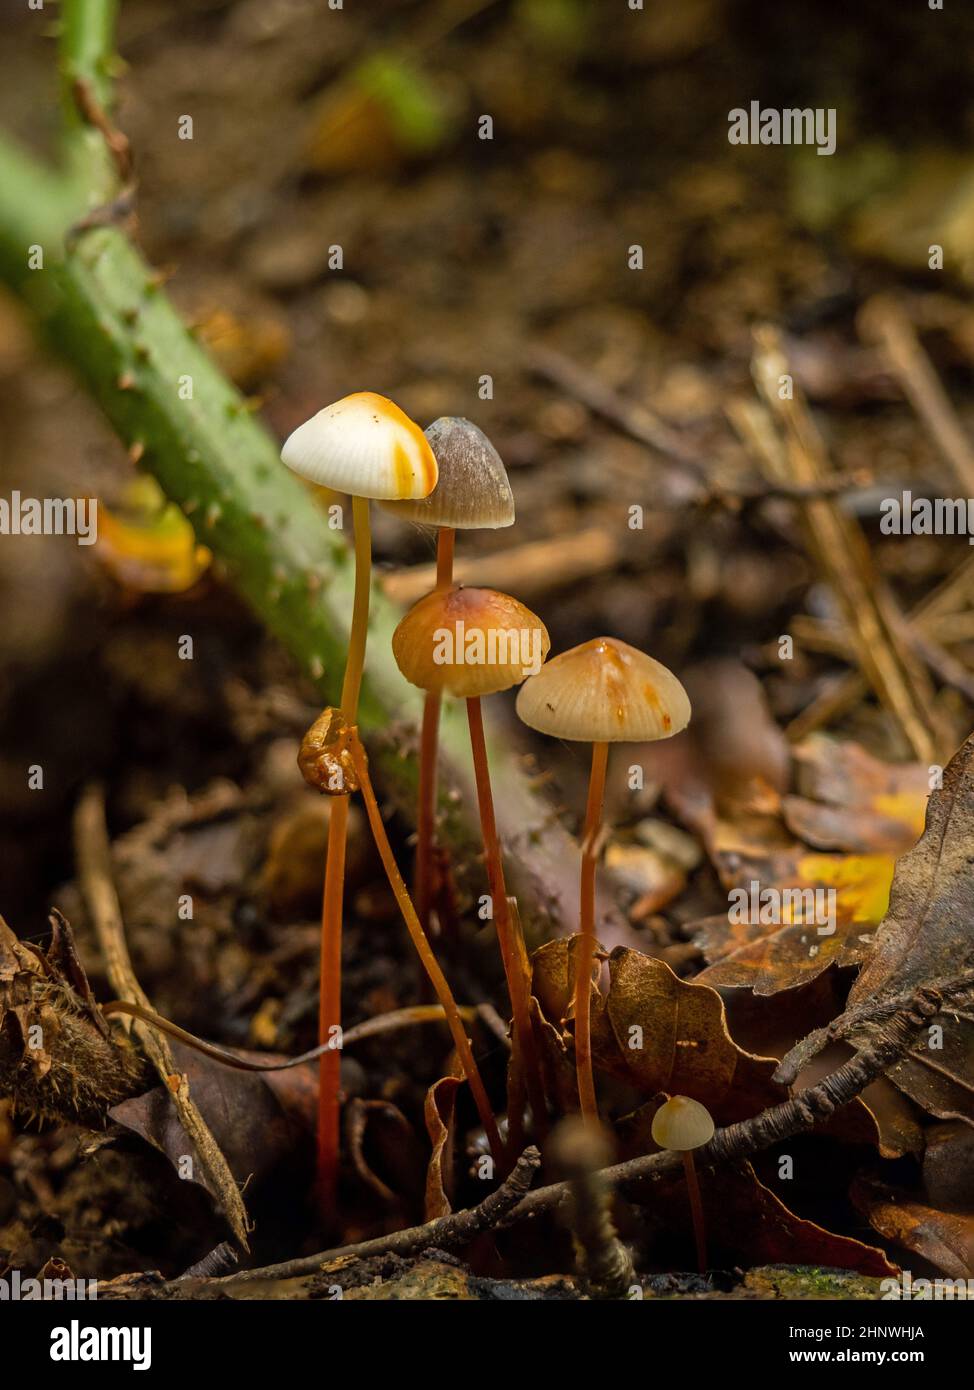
[393,585,550,698]
[651,1095,715,1152]
[380,417,515,529]
[281,391,437,500]
[515,637,691,743]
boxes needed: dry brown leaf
[531,939,783,1123]
[852,1175,974,1278]
[846,732,974,1124]
[783,735,929,853]
[424,1075,461,1221]
[685,736,929,994]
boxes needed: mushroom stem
[348,733,504,1165]
[435,526,455,587]
[414,526,454,930]
[466,696,548,1144]
[316,493,373,1216]
[682,1150,708,1274]
[575,739,609,1122]
[340,495,373,717]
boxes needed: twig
[382,525,623,606]
[742,329,943,762]
[787,554,974,741]
[528,344,706,479]
[530,344,875,508]
[549,1119,635,1299]
[195,981,952,1287]
[773,968,974,1086]
[73,784,251,1252]
[859,295,974,495]
[203,1146,541,1286]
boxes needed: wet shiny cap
[393,585,549,697]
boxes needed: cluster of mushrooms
[282,392,712,1264]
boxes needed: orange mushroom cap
[515,636,690,743]
[281,391,437,500]
[392,586,550,698]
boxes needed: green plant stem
[0,11,632,954]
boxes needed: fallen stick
[184,979,954,1291]
[859,295,974,495]
[74,783,251,1252]
[786,554,974,741]
[382,525,623,606]
[738,334,944,762]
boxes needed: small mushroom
[516,638,690,1122]
[282,390,437,1217]
[651,1095,714,1274]
[393,585,550,1142]
[381,418,514,932]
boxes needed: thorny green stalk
[0,0,627,951]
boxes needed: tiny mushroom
[393,585,550,1142]
[651,1095,715,1274]
[281,390,437,1217]
[516,638,691,1123]
[381,418,515,931]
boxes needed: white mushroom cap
[515,637,691,743]
[651,1095,715,1152]
[380,417,515,529]
[281,391,437,500]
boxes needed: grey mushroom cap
[379,417,515,529]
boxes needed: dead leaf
[685,736,928,994]
[94,477,211,594]
[852,1175,974,1278]
[923,1122,974,1209]
[783,736,929,853]
[424,1075,460,1220]
[846,733,974,1124]
[109,1041,314,1208]
[531,939,784,1123]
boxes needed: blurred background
[2,0,974,930]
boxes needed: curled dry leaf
[852,1175,974,1279]
[846,732,974,1124]
[346,1097,422,1210]
[424,1075,461,1221]
[531,939,783,1123]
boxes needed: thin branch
[195,981,949,1288]
[195,1147,542,1287]
[73,783,251,1252]
[859,295,974,495]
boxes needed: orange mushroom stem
[348,733,504,1164]
[516,638,691,1125]
[282,391,438,1219]
[392,584,550,1144]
